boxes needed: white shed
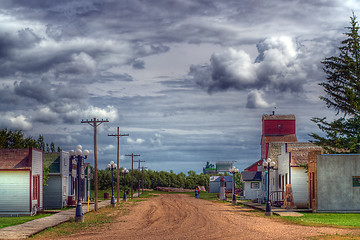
[241,171,262,200]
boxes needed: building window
[251,182,259,189]
[278,175,281,189]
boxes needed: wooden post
[108,128,129,203]
[126,153,140,199]
[81,117,109,211]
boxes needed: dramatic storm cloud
[0,0,358,172]
[191,36,309,108]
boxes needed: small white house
[241,171,262,200]
[0,148,43,216]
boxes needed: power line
[81,117,109,211]
[108,127,129,203]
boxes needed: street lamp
[122,168,129,201]
[69,145,89,222]
[229,166,239,205]
[108,161,117,207]
[262,158,276,216]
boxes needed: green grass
[280,212,360,228]
[31,201,130,239]
[198,192,219,201]
[0,214,52,229]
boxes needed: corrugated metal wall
[0,171,30,214]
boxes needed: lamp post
[229,166,239,205]
[122,168,129,201]
[108,161,117,207]
[263,158,275,216]
[69,145,89,222]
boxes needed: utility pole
[135,160,145,197]
[125,153,140,199]
[81,117,109,211]
[108,127,129,203]
[141,166,147,194]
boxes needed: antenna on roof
[272,107,277,115]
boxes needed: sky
[0,0,359,174]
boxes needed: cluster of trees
[95,168,210,190]
[95,167,242,191]
[0,128,61,152]
[311,13,360,153]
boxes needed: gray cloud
[0,0,358,173]
[191,36,316,108]
[246,90,274,109]
[191,37,308,93]
[132,60,145,69]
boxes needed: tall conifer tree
[311,13,360,153]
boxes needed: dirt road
[56,194,360,240]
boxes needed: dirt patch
[49,194,360,240]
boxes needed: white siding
[243,181,262,200]
[31,149,43,209]
[0,171,30,214]
[61,151,69,206]
[277,144,290,191]
[291,167,308,206]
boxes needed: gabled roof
[0,149,31,169]
[243,160,262,171]
[241,171,262,181]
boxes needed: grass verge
[278,212,360,228]
[0,214,52,229]
[31,201,130,239]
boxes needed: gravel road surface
[52,194,360,240]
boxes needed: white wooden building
[277,142,322,208]
[0,148,43,216]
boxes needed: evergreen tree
[37,135,45,151]
[0,129,38,149]
[50,142,55,152]
[311,14,360,153]
[319,13,360,116]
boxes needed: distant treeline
[94,168,242,191]
[94,168,210,190]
